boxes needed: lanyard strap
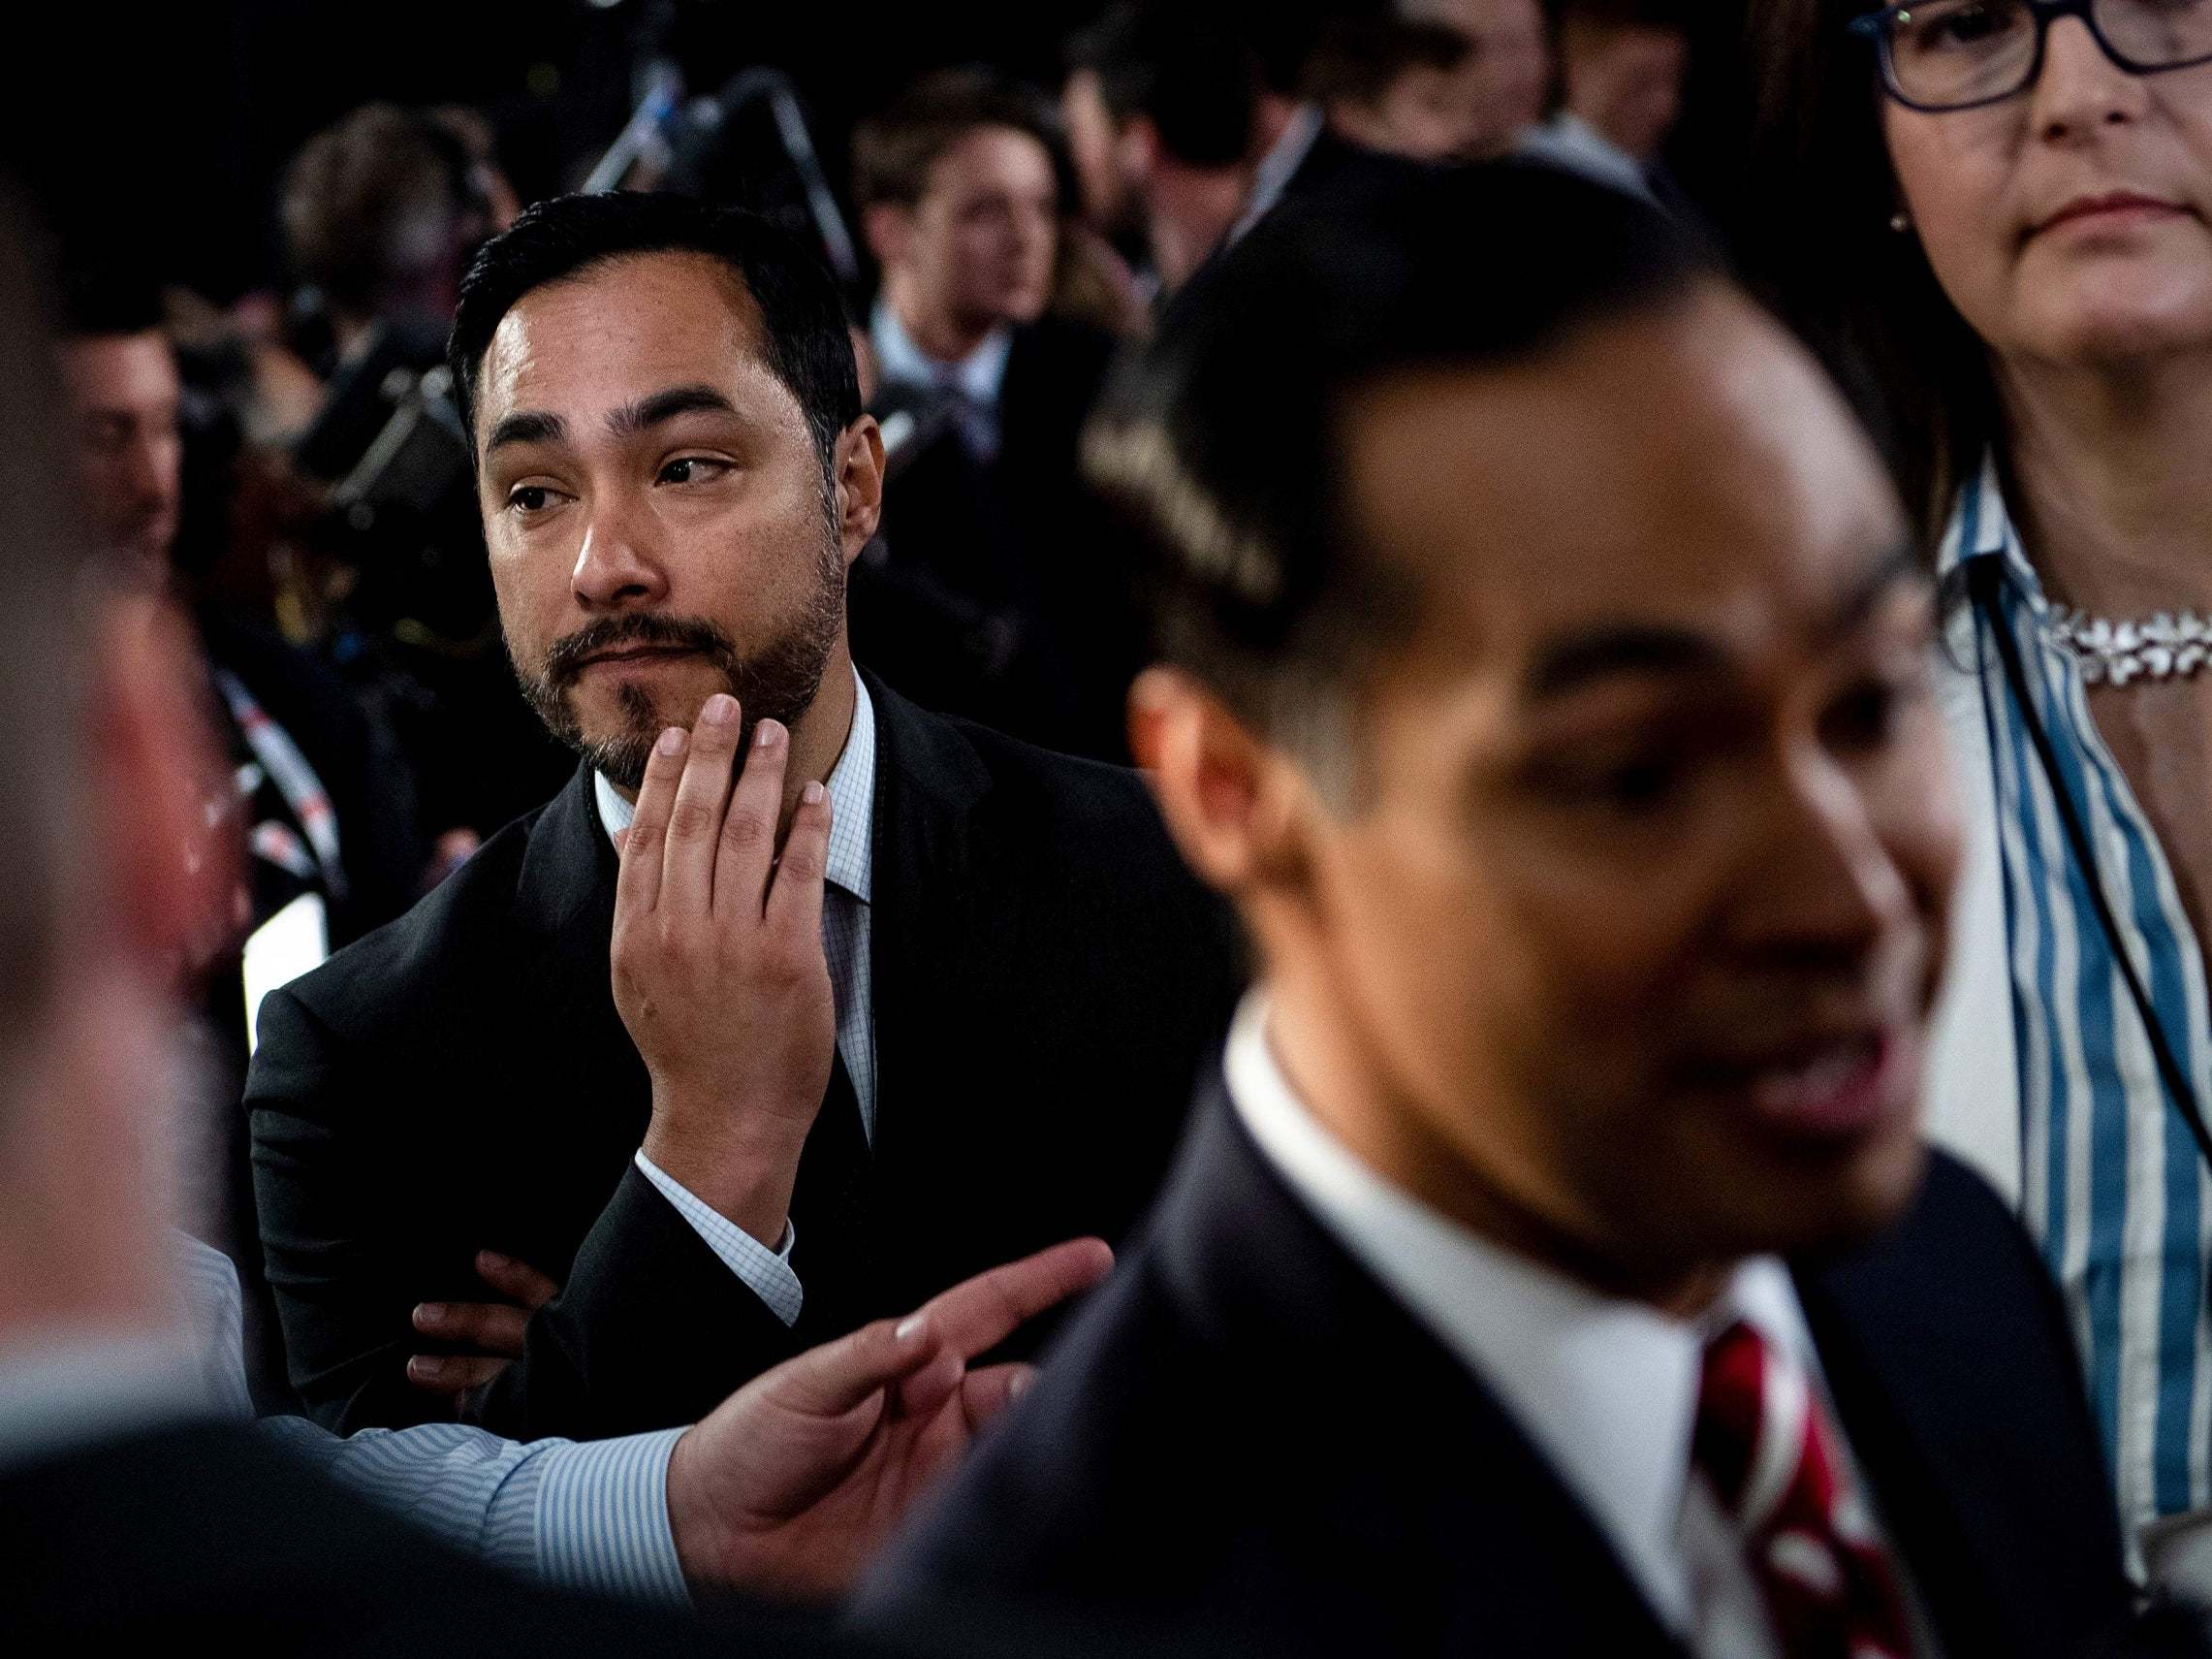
[1969,554,2212,1174]
[212,668,347,901]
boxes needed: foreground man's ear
[1129,664,1311,897]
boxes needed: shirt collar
[869,299,1013,410]
[593,667,875,905]
[1229,103,1327,244]
[1937,452,2043,595]
[0,1326,219,1473]
[1519,112,1651,201]
[1222,988,1817,1634]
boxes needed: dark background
[11,0,1758,304]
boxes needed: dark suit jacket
[860,1082,2136,1658]
[0,1418,856,1653]
[865,317,1131,762]
[247,674,1244,1439]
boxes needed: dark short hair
[282,103,475,320]
[53,259,164,341]
[1064,5,1258,171]
[1305,16,1473,110]
[1743,0,1985,543]
[1087,161,1720,754]
[850,68,1077,214]
[446,191,863,469]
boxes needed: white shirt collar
[0,1324,218,1472]
[593,666,875,904]
[1222,988,1819,1633]
[1519,112,1653,202]
[1228,104,1327,245]
[869,299,1014,410]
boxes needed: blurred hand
[612,695,836,1245]
[666,1236,1115,1602]
[406,1249,558,1402]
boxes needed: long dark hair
[1743,0,1998,547]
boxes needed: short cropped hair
[446,191,863,470]
[54,260,164,341]
[1304,17,1473,112]
[850,68,1077,214]
[282,103,475,320]
[1064,6,1258,171]
[1086,162,1719,772]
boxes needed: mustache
[540,613,736,687]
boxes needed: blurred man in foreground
[863,165,2138,1658]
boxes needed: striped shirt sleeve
[262,1415,689,1607]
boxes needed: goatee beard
[511,545,845,790]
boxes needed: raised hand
[664,1236,1115,1602]
[611,694,837,1245]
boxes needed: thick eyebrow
[1817,537,1924,647]
[1521,626,1729,704]
[483,409,565,459]
[607,384,739,438]
[1519,538,1926,706]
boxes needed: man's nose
[1734,757,1914,975]
[570,509,668,610]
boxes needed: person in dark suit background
[860,166,2154,1657]
[850,70,1133,760]
[245,191,1242,1443]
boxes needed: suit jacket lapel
[1154,1090,1691,1656]
[1791,1161,2123,1659]
[860,672,992,1191]
[511,762,647,1149]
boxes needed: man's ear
[861,202,912,271]
[1129,666,1311,898]
[90,595,236,978]
[833,416,886,567]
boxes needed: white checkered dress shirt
[595,669,878,1328]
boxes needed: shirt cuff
[499,1426,690,1608]
[632,1149,803,1326]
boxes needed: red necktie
[1692,1320,1915,1659]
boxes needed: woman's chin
[2018,269,2212,367]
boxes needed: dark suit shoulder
[864,1241,1267,1637]
[0,1421,630,1650]
[256,790,553,1044]
[876,683,1195,881]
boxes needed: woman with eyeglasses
[1752,0,2212,1594]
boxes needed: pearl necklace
[2042,608,2212,686]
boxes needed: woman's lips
[2032,191,2189,240]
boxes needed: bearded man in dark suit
[245,191,1240,1442]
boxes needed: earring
[1889,209,1912,233]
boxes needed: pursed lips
[2028,188,2192,240]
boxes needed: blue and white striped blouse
[1936,459,2212,1554]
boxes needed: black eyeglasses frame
[1850,0,2212,113]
